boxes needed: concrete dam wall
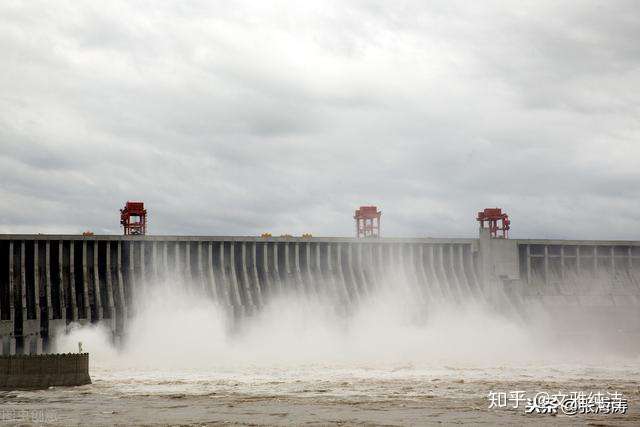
[1,231,639,355]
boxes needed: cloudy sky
[1,1,639,239]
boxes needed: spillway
[1,229,639,355]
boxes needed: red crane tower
[354,206,381,238]
[120,201,147,235]
[476,207,510,238]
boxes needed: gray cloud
[1,0,639,239]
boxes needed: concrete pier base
[0,353,91,390]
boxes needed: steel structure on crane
[120,201,147,235]
[354,206,381,238]
[476,207,510,238]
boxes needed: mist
[54,271,636,373]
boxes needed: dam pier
[1,228,640,355]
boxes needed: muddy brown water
[1,363,638,425]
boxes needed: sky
[1,1,639,239]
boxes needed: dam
[1,229,640,355]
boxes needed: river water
[3,362,639,425]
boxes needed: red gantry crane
[354,206,381,238]
[476,207,510,238]
[120,201,147,235]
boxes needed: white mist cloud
[56,276,545,370]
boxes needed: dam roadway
[1,231,639,355]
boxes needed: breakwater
[0,353,91,389]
